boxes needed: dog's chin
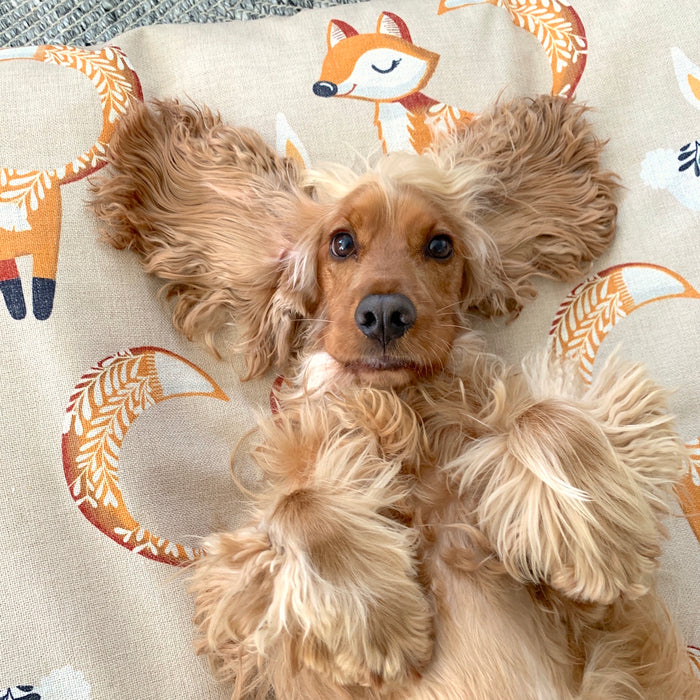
[298,352,442,393]
[343,358,437,389]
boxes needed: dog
[91,95,700,699]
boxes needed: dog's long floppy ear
[433,95,619,316]
[91,99,321,378]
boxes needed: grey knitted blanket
[0,0,365,48]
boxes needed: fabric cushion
[1,1,699,695]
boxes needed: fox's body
[313,12,473,154]
[0,45,141,321]
[375,93,472,154]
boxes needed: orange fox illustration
[0,45,141,320]
[313,12,473,154]
[438,1,587,99]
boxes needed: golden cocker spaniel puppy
[92,95,699,699]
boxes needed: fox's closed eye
[371,58,402,74]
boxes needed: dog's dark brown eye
[330,231,356,259]
[426,234,453,260]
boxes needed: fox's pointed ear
[672,47,700,110]
[432,95,619,316]
[92,99,324,378]
[377,12,412,41]
[276,113,311,170]
[327,19,358,48]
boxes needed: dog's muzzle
[355,294,416,346]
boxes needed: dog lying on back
[92,95,699,699]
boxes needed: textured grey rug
[0,0,365,48]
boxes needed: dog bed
[1,1,698,696]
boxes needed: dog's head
[94,96,617,388]
[303,159,495,389]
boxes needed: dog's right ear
[91,99,322,378]
[429,95,618,318]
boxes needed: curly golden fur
[92,95,699,699]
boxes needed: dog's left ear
[92,99,323,378]
[433,95,619,316]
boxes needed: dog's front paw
[465,397,664,606]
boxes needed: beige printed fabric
[1,1,699,696]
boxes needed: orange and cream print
[0,45,142,321]
[437,0,587,98]
[313,12,473,154]
[276,112,311,169]
[62,347,228,566]
[679,441,700,543]
[549,263,700,384]
[673,46,700,112]
[549,262,700,542]
[690,645,700,677]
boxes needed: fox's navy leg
[32,276,56,321]
[0,260,26,320]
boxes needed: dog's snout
[313,81,338,98]
[355,294,416,345]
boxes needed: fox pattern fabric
[1,1,698,697]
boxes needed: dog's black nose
[355,294,416,345]
[313,81,338,98]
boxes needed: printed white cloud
[38,666,92,700]
[641,148,700,211]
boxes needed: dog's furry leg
[575,594,700,699]
[451,352,687,605]
[190,400,434,695]
[189,526,279,699]
[191,485,433,694]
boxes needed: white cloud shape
[641,148,700,211]
[37,666,92,700]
